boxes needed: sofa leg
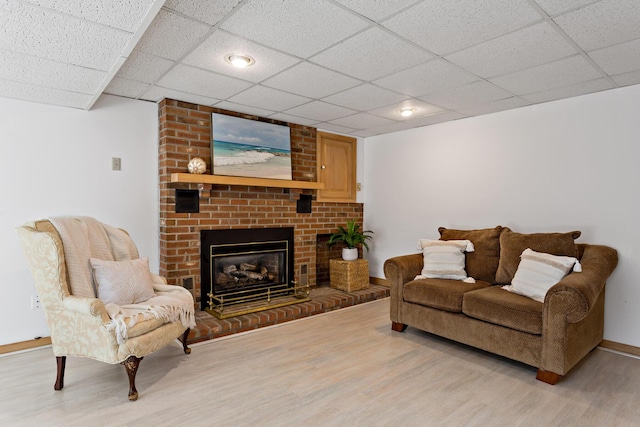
[122,356,143,401]
[536,369,562,385]
[54,356,66,390]
[181,328,191,354]
[391,322,407,332]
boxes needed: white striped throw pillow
[417,239,475,283]
[502,248,581,302]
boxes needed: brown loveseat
[384,226,618,384]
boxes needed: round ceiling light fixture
[399,108,415,117]
[225,53,255,68]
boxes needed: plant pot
[342,247,358,261]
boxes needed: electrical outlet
[31,294,41,310]
[356,182,362,191]
[112,157,121,171]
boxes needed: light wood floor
[1,298,639,426]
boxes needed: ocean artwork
[211,113,292,180]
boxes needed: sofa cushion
[462,286,543,335]
[403,278,492,312]
[418,239,475,282]
[503,248,581,302]
[495,228,580,285]
[439,226,502,283]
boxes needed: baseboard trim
[3,334,635,359]
[369,276,389,287]
[0,337,51,355]
[600,340,640,357]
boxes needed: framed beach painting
[211,113,292,180]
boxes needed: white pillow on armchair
[90,257,157,305]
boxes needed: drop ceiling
[2,0,640,137]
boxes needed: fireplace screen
[211,241,287,295]
[201,228,308,317]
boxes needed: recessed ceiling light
[399,108,415,117]
[225,54,255,68]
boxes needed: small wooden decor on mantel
[330,258,370,292]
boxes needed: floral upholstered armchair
[17,217,195,401]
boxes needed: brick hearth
[189,285,390,344]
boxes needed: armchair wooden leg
[392,322,408,332]
[181,328,191,355]
[122,356,143,401]
[536,369,562,385]
[54,356,66,390]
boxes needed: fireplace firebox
[201,228,310,318]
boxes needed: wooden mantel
[170,173,325,190]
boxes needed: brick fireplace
[158,99,364,308]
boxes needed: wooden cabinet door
[317,131,356,203]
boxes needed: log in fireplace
[201,228,310,318]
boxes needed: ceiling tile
[214,101,275,118]
[0,1,132,70]
[116,49,175,84]
[454,96,530,117]
[164,0,241,25]
[420,80,514,110]
[267,113,320,127]
[228,85,311,111]
[446,22,577,78]
[21,0,157,32]
[140,85,219,105]
[521,78,615,103]
[589,38,640,76]
[382,0,541,55]
[367,99,444,120]
[374,59,479,97]
[611,70,640,87]
[0,78,92,109]
[0,50,106,94]
[104,77,150,98]
[489,55,603,95]
[534,0,596,16]
[322,84,407,110]
[310,27,432,81]
[262,62,361,99]
[333,0,421,22]
[316,123,358,135]
[351,130,377,137]
[284,101,357,122]
[554,0,640,51]
[220,0,369,58]
[365,111,467,135]
[405,110,467,126]
[182,30,300,83]
[135,10,211,60]
[329,112,396,129]
[157,64,252,99]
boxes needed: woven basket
[330,258,369,292]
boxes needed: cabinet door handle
[321,165,326,169]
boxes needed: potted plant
[328,219,374,261]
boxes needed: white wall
[0,94,159,345]
[363,84,640,347]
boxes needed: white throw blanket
[50,216,195,344]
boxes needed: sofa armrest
[62,296,111,323]
[384,253,423,322]
[541,244,617,375]
[384,253,423,287]
[544,244,618,322]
